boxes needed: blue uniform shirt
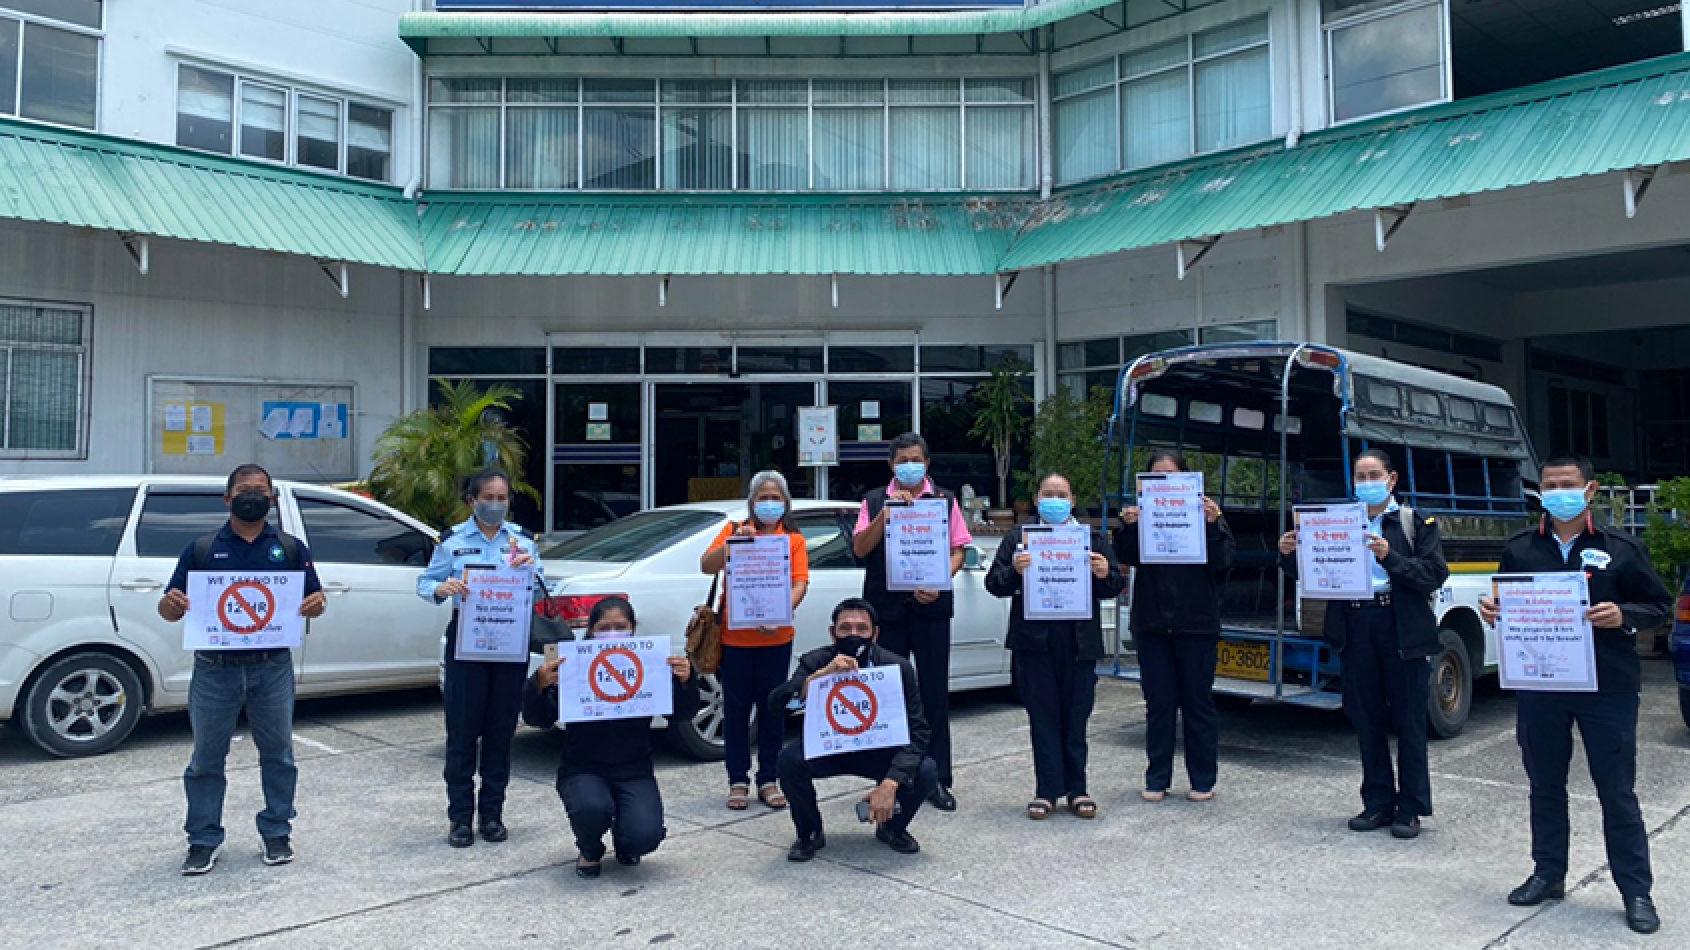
[417,517,545,606]
[1366,499,1401,593]
[167,521,323,655]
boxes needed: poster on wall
[150,377,356,479]
[798,406,838,467]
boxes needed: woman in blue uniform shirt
[417,470,544,849]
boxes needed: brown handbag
[685,571,725,675]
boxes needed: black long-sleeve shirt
[1112,516,1234,636]
[522,667,699,781]
[768,642,929,788]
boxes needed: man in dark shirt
[773,598,938,862]
[1481,455,1671,935]
[157,464,325,876]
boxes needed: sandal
[1141,789,1167,803]
[727,784,751,811]
[575,854,601,879]
[1026,798,1054,820]
[1070,796,1099,820]
[1188,789,1216,802]
[758,783,788,810]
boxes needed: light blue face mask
[1540,488,1590,522]
[1354,480,1391,507]
[1037,497,1073,524]
[893,462,927,488]
[753,500,786,524]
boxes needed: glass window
[507,105,577,189]
[427,347,547,376]
[739,105,807,191]
[1195,44,1271,153]
[645,346,730,375]
[829,345,914,374]
[662,79,730,104]
[1365,380,1402,410]
[737,346,823,374]
[0,20,17,116]
[429,105,499,188]
[429,77,500,103]
[510,78,577,103]
[1189,401,1223,425]
[920,344,1034,373]
[238,81,286,161]
[296,497,432,567]
[1053,62,1117,184]
[793,511,855,569]
[1233,407,1266,430]
[1142,393,1179,418]
[1123,329,1196,361]
[176,65,233,154]
[346,104,392,183]
[1200,320,1277,344]
[966,103,1035,189]
[1,300,87,454]
[543,509,720,562]
[662,105,733,190]
[0,486,132,556]
[814,104,882,191]
[19,19,96,128]
[889,91,961,191]
[6,1,101,28]
[583,105,655,189]
[135,491,276,559]
[551,465,643,532]
[296,95,340,171]
[1409,390,1442,417]
[583,78,654,103]
[1122,65,1189,170]
[1329,1,1445,122]
[1447,397,1477,424]
[552,347,640,375]
[1059,338,1121,370]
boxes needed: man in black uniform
[851,432,969,811]
[773,598,939,861]
[1481,454,1670,935]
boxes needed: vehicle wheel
[19,652,145,757]
[1427,629,1472,739]
[1679,687,1690,732]
[665,672,727,761]
[1213,693,1255,714]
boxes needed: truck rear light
[541,593,630,630]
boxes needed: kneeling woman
[522,597,698,878]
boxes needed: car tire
[665,672,728,761]
[19,652,146,757]
[1427,629,1472,739]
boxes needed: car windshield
[541,509,722,563]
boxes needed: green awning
[1002,52,1690,270]
[0,118,422,270]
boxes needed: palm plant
[368,379,538,530]
[968,356,1031,510]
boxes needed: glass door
[652,382,817,508]
[552,382,643,533]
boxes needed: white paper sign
[1138,472,1207,564]
[186,435,218,456]
[556,636,675,722]
[1495,572,1599,692]
[1294,503,1373,600]
[164,404,188,432]
[725,535,794,628]
[802,665,911,760]
[191,405,214,433]
[1023,523,1094,620]
[454,566,534,663]
[885,498,953,592]
[183,571,305,651]
[797,406,838,466]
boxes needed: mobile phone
[855,800,901,822]
[543,642,560,664]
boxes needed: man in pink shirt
[851,432,971,811]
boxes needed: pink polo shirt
[855,478,974,547]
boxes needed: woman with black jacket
[521,597,698,878]
[1112,451,1236,803]
[986,473,1125,821]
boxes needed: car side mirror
[963,546,982,570]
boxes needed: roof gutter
[402,0,425,199]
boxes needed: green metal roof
[419,193,1030,277]
[1002,51,1690,270]
[0,117,422,270]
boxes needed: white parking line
[293,734,342,755]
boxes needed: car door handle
[323,582,351,595]
[120,579,162,592]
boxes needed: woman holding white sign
[987,473,1123,820]
[523,597,696,879]
[698,470,810,812]
[1112,451,1234,804]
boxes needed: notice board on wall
[149,376,356,480]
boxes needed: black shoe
[260,835,294,866]
[787,831,826,862]
[928,785,957,812]
[875,826,921,855]
[575,855,602,879]
[1390,816,1421,840]
[1626,896,1660,934]
[615,852,641,867]
[1347,808,1392,832]
[181,843,221,876]
[479,820,508,843]
[447,823,475,848]
[1507,875,1566,907]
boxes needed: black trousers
[1137,632,1219,794]
[877,614,953,787]
[559,771,666,862]
[1340,605,1432,818]
[1517,690,1651,899]
[777,741,938,840]
[1013,629,1097,801]
[441,618,528,825]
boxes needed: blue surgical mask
[1541,488,1590,523]
[1037,497,1073,524]
[753,500,786,524]
[1354,480,1391,507]
[893,462,927,488]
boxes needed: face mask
[834,635,871,658]
[753,500,786,524]
[591,627,633,640]
[893,462,926,488]
[1541,488,1590,523]
[1037,497,1073,524]
[1354,480,1391,507]
[473,502,508,526]
[230,491,271,523]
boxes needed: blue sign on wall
[436,1,1026,9]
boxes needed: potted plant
[368,379,539,530]
[968,356,1031,524]
[1021,383,1113,522]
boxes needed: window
[793,511,855,569]
[0,486,132,556]
[1054,16,1271,184]
[542,509,720,563]
[135,491,276,559]
[1,299,89,456]
[428,346,547,376]
[1325,0,1447,122]
[552,346,640,375]
[176,64,394,182]
[0,2,101,129]
[297,497,431,567]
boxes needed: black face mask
[834,635,871,659]
[231,491,272,523]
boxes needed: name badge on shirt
[452,547,478,556]
[1580,549,1611,571]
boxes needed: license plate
[1216,639,1272,682]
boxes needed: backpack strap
[192,533,217,571]
[277,532,303,570]
[1398,506,1415,556]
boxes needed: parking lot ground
[2,661,1688,950]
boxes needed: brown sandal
[758,782,788,810]
[726,784,751,811]
[1070,796,1099,819]
[1027,798,1054,820]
